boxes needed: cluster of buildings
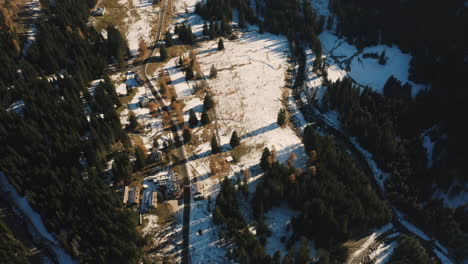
[123,185,158,209]
[150,171,180,198]
[122,170,181,209]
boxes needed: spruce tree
[209,20,216,39]
[277,108,286,127]
[165,31,174,47]
[203,21,209,36]
[189,109,198,128]
[210,64,217,78]
[160,44,168,61]
[201,108,210,125]
[260,147,271,171]
[186,65,194,80]
[134,146,146,170]
[128,111,139,131]
[112,151,132,184]
[259,22,264,34]
[239,11,246,28]
[178,56,184,67]
[230,131,240,149]
[183,127,192,144]
[218,38,224,50]
[379,50,387,65]
[203,93,214,110]
[326,16,333,31]
[211,135,220,154]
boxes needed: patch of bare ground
[209,154,230,181]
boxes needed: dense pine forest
[1,0,466,262]
[0,0,142,263]
[251,126,391,263]
[316,0,468,260]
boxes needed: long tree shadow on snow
[239,122,278,141]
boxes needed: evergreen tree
[379,50,387,65]
[188,109,198,128]
[203,93,214,110]
[183,127,192,144]
[218,38,224,50]
[296,238,311,263]
[202,21,209,36]
[211,135,220,154]
[389,235,436,264]
[165,31,174,47]
[230,131,240,149]
[186,65,194,80]
[160,44,168,61]
[106,25,130,67]
[209,20,216,39]
[113,151,132,184]
[210,64,217,78]
[326,16,333,31]
[260,147,271,171]
[178,56,184,67]
[128,111,139,131]
[134,146,146,170]
[239,11,246,28]
[277,108,286,127]
[201,108,210,125]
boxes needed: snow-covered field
[123,0,160,56]
[313,30,428,97]
[197,31,307,166]
[100,0,160,56]
[150,0,311,259]
[264,204,301,258]
[305,0,428,98]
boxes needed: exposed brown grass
[209,155,230,180]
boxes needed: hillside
[0,0,465,263]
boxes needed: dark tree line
[389,235,437,264]
[320,76,468,260]
[0,0,143,263]
[328,0,467,194]
[213,177,271,263]
[0,218,29,264]
[174,23,194,44]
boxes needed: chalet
[149,191,158,208]
[122,186,130,204]
[125,186,140,205]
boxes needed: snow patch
[264,204,300,258]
